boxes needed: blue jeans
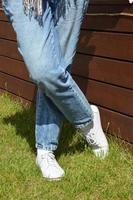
[2,0,94,150]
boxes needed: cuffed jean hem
[35,144,58,151]
[74,118,94,133]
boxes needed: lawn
[0,93,133,200]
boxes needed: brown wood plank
[0,1,131,8]
[1,4,133,16]
[1,14,133,40]
[0,71,37,101]
[0,54,133,92]
[1,53,133,91]
[99,106,133,143]
[74,76,133,117]
[90,0,131,5]
[1,6,133,34]
[0,10,8,21]
[0,56,29,81]
[0,1,130,7]
[72,54,133,90]
[1,30,133,62]
[88,5,133,13]
[0,38,22,60]
[77,30,133,61]
[85,4,133,33]
[1,55,133,92]
[0,88,34,107]
[1,5,133,20]
[0,21,16,40]
[82,15,133,33]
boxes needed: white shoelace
[41,152,59,168]
[86,132,99,147]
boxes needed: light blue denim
[2,0,94,150]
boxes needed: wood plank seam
[86,12,133,17]
[0,69,32,84]
[72,74,133,91]
[77,52,133,63]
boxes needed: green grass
[0,93,133,200]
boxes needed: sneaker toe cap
[92,146,109,159]
[43,166,65,179]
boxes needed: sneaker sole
[44,176,64,181]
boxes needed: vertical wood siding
[0,0,133,143]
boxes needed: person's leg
[50,0,109,159]
[35,0,90,151]
[35,87,64,150]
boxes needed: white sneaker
[36,149,65,181]
[79,105,109,159]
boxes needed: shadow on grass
[2,102,86,157]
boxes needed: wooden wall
[0,0,133,143]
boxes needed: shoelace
[86,132,100,147]
[41,152,59,168]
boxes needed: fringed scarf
[23,0,43,25]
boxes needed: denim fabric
[2,0,94,150]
